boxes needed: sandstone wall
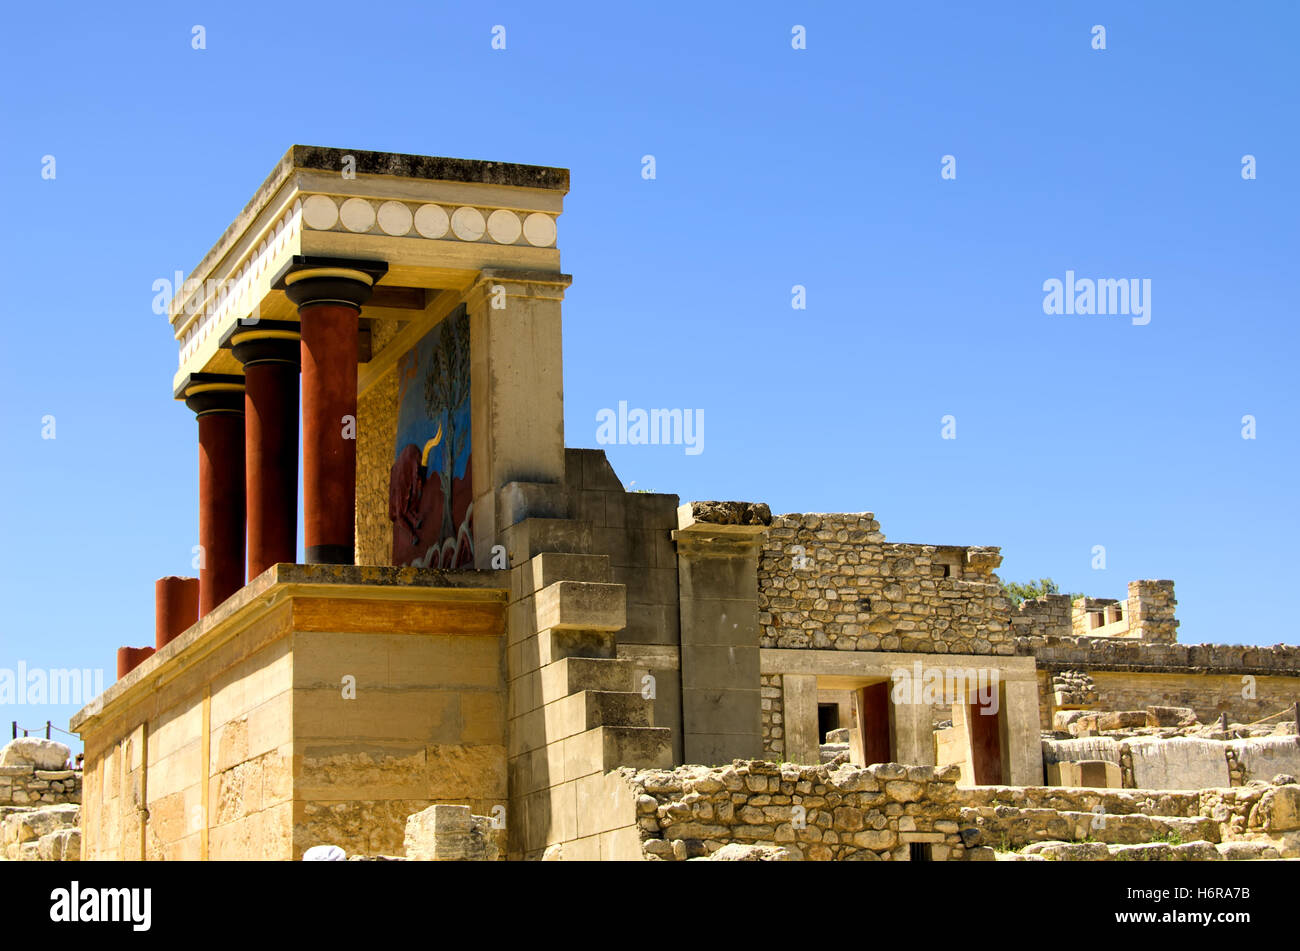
[759,514,1010,656]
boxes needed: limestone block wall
[73,565,510,861]
[627,759,974,861]
[759,514,1011,655]
[290,593,509,858]
[80,602,296,861]
[1043,734,1300,789]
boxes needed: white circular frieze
[302,195,338,230]
[523,212,556,247]
[414,203,449,238]
[377,201,414,236]
[340,198,377,233]
[487,209,522,244]
[451,206,486,241]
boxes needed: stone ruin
[1,738,82,862]
[40,145,1300,863]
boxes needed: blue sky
[0,2,1295,749]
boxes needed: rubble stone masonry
[758,514,1011,656]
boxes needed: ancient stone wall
[1013,594,1073,640]
[758,514,1011,656]
[1023,635,1300,728]
[0,764,81,806]
[629,759,974,861]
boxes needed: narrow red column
[274,257,386,565]
[225,321,301,578]
[155,576,200,649]
[117,646,155,680]
[179,373,246,615]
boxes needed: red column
[300,303,359,564]
[276,259,385,565]
[181,375,246,616]
[155,576,200,649]
[117,646,155,680]
[228,323,301,577]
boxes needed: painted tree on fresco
[423,311,471,550]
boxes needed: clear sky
[1,2,1295,751]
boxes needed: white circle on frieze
[523,212,557,247]
[451,206,486,241]
[414,204,449,238]
[377,201,413,236]
[302,195,338,230]
[487,209,522,244]
[340,198,376,233]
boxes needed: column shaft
[198,411,246,614]
[300,302,358,564]
[244,358,300,575]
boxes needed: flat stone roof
[291,146,570,191]
[172,145,570,326]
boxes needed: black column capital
[220,319,303,368]
[272,255,389,310]
[176,372,246,417]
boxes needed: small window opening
[909,842,932,862]
[818,704,840,743]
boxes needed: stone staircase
[502,492,673,859]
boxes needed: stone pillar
[1127,580,1179,643]
[179,373,246,616]
[154,576,199,649]
[225,320,301,577]
[673,502,772,765]
[465,270,570,566]
[274,257,387,565]
[780,674,821,765]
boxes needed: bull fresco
[388,306,473,567]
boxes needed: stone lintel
[761,649,1040,685]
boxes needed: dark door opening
[817,703,840,742]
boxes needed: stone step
[501,518,594,562]
[509,690,653,757]
[542,657,637,698]
[587,726,673,774]
[515,553,612,600]
[535,581,626,632]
